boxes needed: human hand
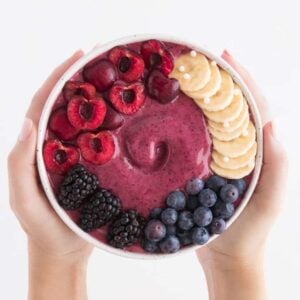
[8,51,93,299]
[196,50,288,300]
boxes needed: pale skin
[8,49,288,300]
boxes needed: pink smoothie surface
[45,40,216,251]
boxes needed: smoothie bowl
[37,35,263,258]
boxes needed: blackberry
[108,210,145,249]
[58,164,99,210]
[78,189,121,232]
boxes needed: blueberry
[193,207,213,227]
[220,184,239,203]
[142,239,159,253]
[185,178,205,195]
[213,201,234,219]
[144,220,166,242]
[166,191,186,211]
[229,179,246,195]
[206,175,226,192]
[166,225,177,236]
[192,227,210,245]
[159,236,181,253]
[198,188,217,207]
[161,208,178,225]
[177,229,192,246]
[178,211,194,230]
[150,207,162,219]
[186,195,200,211]
[210,218,226,234]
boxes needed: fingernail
[72,49,84,57]
[18,118,33,142]
[222,49,231,58]
[93,43,101,50]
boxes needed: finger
[221,50,272,125]
[27,50,84,124]
[249,121,288,217]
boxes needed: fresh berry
[166,225,177,236]
[77,131,115,165]
[63,81,96,101]
[166,191,186,211]
[193,207,213,227]
[192,227,210,245]
[146,69,179,104]
[142,239,159,253]
[83,59,117,92]
[49,108,79,140]
[206,175,227,192]
[141,40,174,75]
[67,96,107,130]
[210,218,226,234]
[161,208,178,225]
[220,184,239,203]
[101,104,124,130]
[144,219,166,242]
[108,210,145,249]
[186,178,205,195]
[198,188,217,207]
[57,164,99,210]
[150,207,163,219]
[43,140,79,174]
[109,46,145,82]
[177,230,192,246]
[159,236,180,254]
[109,82,145,115]
[178,211,194,231]
[213,201,234,219]
[186,195,200,211]
[229,179,246,195]
[78,189,121,232]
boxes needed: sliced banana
[203,87,244,123]
[208,114,249,141]
[194,70,234,112]
[211,160,255,179]
[213,122,256,158]
[208,99,249,133]
[212,142,257,170]
[170,52,211,92]
[185,61,222,99]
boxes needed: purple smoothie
[45,40,213,251]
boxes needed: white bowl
[37,34,263,259]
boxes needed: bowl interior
[37,34,263,259]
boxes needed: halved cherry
[77,131,115,165]
[67,96,107,130]
[108,82,145,115]
[43,140,79,174]
[49,108,80,140]
[63,81,96,101]
[109,46,145,82]
[141,40,174,76]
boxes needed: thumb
[8,118,44,214]
[249,121,288,217]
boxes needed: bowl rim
[36,33,263,260]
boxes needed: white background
[0,0,299,299]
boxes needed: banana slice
[208,99,249,133]
[211,160,255,179]
[208,114,249,141]
[203,87,244,123]
[213,122,256,158]
[170,52,211,92]
[212,142,257,170]
[194,70,234,112]
[185,61,222,99]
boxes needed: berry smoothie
[42,38,257,254]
